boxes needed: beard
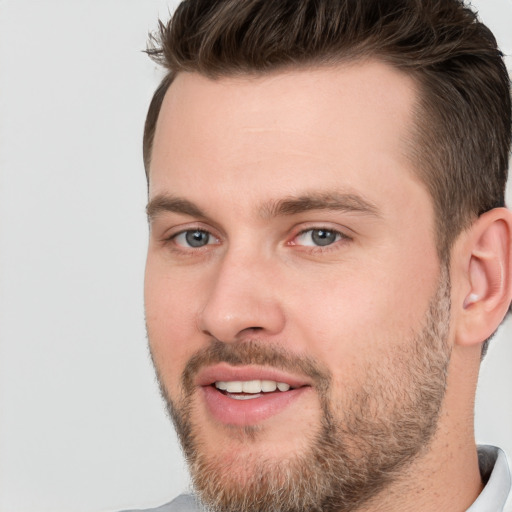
[151,269,452,512]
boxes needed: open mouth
[214,379,295,400]
[196,364,312,425]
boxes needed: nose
[198,251,286,343]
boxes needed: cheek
[144,259,205,392]
[287,253,438,369]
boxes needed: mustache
[181,339,332,396]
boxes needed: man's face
[145,63,451,511]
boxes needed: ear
[455,207,512,347]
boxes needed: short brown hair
[143,0,511,258]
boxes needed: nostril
[238,326,264,337]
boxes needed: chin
[188,394,322,463]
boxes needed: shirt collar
[466,445,511,512]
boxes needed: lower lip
[201,385,310,426]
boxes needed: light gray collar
[467,445,511,512]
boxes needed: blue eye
[295,228,342,247]
[174,229,215,248]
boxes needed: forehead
[150,62,423,214]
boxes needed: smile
[195,364,311,426]
[214,379,292,398]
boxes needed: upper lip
[195,363,312,389]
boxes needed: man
[133,0,512,510]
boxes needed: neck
[359,433,482,512]
[357,346,483,512]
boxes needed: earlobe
[456,208,512,347]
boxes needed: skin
[145,62,493,511]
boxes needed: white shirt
[467,445,512,512]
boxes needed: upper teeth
[215,380,291,393]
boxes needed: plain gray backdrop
[0,1,511,511]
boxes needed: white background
[0,1,511,511]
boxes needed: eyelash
[289,227,349,251]
[164,227,220,251]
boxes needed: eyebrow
[260,192,381,219]
[146,195,208,221]
[146,191,381,222]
